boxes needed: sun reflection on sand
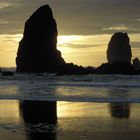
[0,100,20,122]
[57,102,110,118]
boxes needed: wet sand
[0,100,140,140]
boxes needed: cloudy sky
[0,0,140,67]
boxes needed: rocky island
[16,5,140,75]
[96,32,135,74]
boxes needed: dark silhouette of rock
[133,58,140,73]
[57,63,95,75]
[1,71,14,76]
[96,62,134,74]
[96,32,134,74]
[107,32,132,64]
[16,5,65,73]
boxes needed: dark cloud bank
[0,0,140,35]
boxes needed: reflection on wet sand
[110,103,130,118]
[109,89,130,118]
[19,101,57,140]
[1,100,140,140]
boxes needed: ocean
[0,69,140,103]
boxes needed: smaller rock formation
[107,32,132,64]
[133,58,140,72]
[16,5,65,73]
[1,71,14,76]
[96,32,134,74]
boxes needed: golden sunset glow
[0,34,140,67]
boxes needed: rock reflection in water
[109,89,130,119]
[19,100,57,140]
[110,103,130,118]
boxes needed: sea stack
[133,58,140,72]
[96,32,134,74]
[107,32,132,64]
[16,5,65,73]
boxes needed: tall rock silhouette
[107,32,132,64]
[16,5,65,73]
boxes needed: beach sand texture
[0,100,140,140]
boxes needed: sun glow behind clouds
[58,35,111,66]
[0,33,140,67]
[58,35,110,47]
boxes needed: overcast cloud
[0,0,140,35]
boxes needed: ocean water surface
[0,69,140,102]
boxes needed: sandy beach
[0,100,140,140]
